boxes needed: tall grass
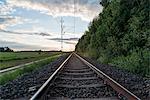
[109,50,150,77]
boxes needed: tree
[100,0,111,7]
[75,0,150,77]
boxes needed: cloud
[47,37,79,45]
[47,32,83,45]
[0,1,15,16]
[0,29,51,36]
[48,37,79,41]
[0,40,52,51]
[0,15,29,29]
[63,41,77,45]
[0,1,39,29]
[6,0,102,21]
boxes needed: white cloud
[0,32,60,51]
[0,1,15,15]
[7,0,103,21]
[0,16,28,29]
[0,1,40,29]
[0,40,53,51]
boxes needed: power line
[60,0,76,51]
[60,17,64,51]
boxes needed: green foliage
[75,0,150,77]
[100,0,111,7]
[110,49,150,77]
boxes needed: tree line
[75,0,150,77]
[0,47,13,52]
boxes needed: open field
[0,54,62,85]
[0,51,61,70]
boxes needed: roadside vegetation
[0,54,61,85]
[0,51,61,70]
[75,0,150,77]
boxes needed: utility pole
[60,17,64,51]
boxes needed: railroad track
[30,53,140,100]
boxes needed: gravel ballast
[82,56,150,99]
[0,53,149,99]
[45,54,117,99]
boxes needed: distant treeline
[0,47,13,52]
[0,47,62,52]
[20,50,62,52]
[75,0,149,77]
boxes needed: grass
[0,52,54,61]
[80,49,149,77]
[0,54,61,85]
[0,51,61,70]
[109,50,150,77]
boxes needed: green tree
[75,0,150,77]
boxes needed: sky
[0,0,103,51]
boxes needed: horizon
[0,46,71,52]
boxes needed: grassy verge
[0,52,60,61]
[109,50,150,77]
[0,52,61,70]
[78,49,149,78]
[0,54,61,85]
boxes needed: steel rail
[30,53,72,100]
[74,53,141,100]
